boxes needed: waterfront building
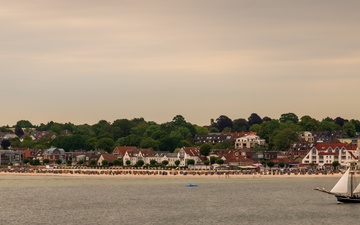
[177,147,201,167]
[43,147,66,164]
[301,143,359,169]
[234,134,266,149]
[0,150,24,165]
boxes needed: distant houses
[301,143,358,169]
[0,129,359,170]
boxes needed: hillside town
[1,130,359,172]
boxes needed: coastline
[0,168,343,179]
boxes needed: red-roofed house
[177,147,201,166]
[23,148,37,160]
[222,150,255,167]
[123,148,156,166]
[112,146,137,159]
[301,143,359,168]
[98,153,118,166]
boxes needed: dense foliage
[1,113,359,152]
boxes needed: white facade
[300,131,314,142]
[302,144,359,168]
[235,135,266,149]
[177,147,201,166]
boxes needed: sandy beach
[0,168,343,179]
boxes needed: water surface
[0,175,358,225]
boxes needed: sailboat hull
[336,195,360,203]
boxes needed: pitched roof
[101,153,118,162]
[23,148,37,158]
[113,146,137,156]
[182,147,200,156]
[314,143,357,151]
[138,149,156,157]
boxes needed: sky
[1,0,360,126]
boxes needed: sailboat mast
[351,168,353,197]
[350,162,356,197]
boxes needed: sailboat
[314,162,360,203]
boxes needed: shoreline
[0,168,343,179]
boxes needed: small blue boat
[186,183,198,187]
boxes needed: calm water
[0,175,359,225]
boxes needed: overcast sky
[1,0,360,126]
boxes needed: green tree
[90,160,97,166]
[213,140,233,149]
[139,137,160,150]
[214,115,233,132]
[102,160,109,166]
[14,125,24,137]
[113,159,121,166]
[194,125,209,135]
[74,124,95,136]
[144,125,161,137]
[343,122,356,137]
[233,118,249,132]
[335,117,348,127]
[278,161,285,168]
[150,159,157,166]
[77,159,84,165]
[175,160,180,166]
[187,159,195,165]
[298,115,319,131]
[30,159,41,165]
[16,120,33,128]
[248,113,263,127]
[92,120,113,138]
[279,112,299,124]
[130,121,149,136]
[55,159,62,165]
[350,119,360,132]
[43,159,50,165]
[270,122,300,150]
[1,139,11,150]
[161,160,169,166]
[332,161,340,170]
[258,119,280,143]
[49,123,64,135]
[126,160,131,166]
[20,136,35,148]
[210,156,216,165]
[136,160,144,167]
[96,138,115,153]
[249,124,261,133]
[319,120,339,131]
[267,161,275,169]
[200,143,212,156]
[112,119,133,140]
[172,115,187,126]
[10,137,21,148]
[216,159,224,165]
[23,158,30,164]
[204,160,210,166]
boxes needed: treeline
[1,113,360,152]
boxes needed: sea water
[0,175,359,225]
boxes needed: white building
[301,143,359,168]
[235,134,266,149]
[177,147,201,166]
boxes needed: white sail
[353,183,360,194]
[330,168,350,194]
